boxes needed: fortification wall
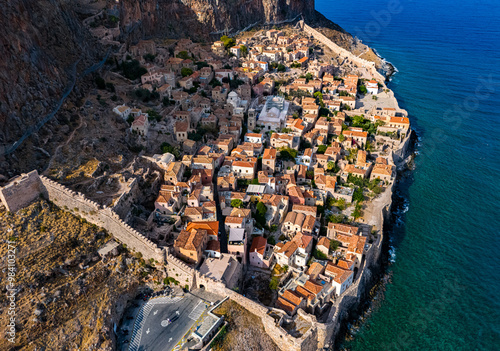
[301,22,386,83]
[392,129,413,167]
[0,170,43,212]
[165,250,197,289]
[39,175,165,263]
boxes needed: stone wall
[392,129,413,167]
[0,171,43,212]
[165,250,197,289]
[39,175,165,263]
[300,21,387,83]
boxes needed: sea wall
[39,175,165,263]
[300,21,387,83]
[392,129,413,167]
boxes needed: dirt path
[44,112,86,174]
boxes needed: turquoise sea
[315,0,500,349]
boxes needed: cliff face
[119,0,316,39]
[0,0,100,158]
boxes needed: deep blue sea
[315,0,500,349]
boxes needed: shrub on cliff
[269,277,279,290]
[121,59,147,80]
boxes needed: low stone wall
[39,175,165,263]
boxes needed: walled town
[0,21,411,351]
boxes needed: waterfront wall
[392,129,413,167]
[300,21,387,83]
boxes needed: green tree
[95,76,106,89]
[358,85,368,94]
[181,67,193,77]
[353,187,364,202]
[305,72,313,82]
[338,134,346,142]
[335,198,347,211]
[254,201,267,227]
[176,51,191,60]
[277,147,297,161]
[231,199,244,208]
[143,53,156,62]
[240,45,248,57]
[160,142,181,159]
[314,249,328,260]
[353,201,363,220]
[267,236,276,245]
[146,109,161,122]
[327,214,345,223]
[256,202,267,216]
[269,277,279,290]
[317,145,327,154]
[330,240,341,251]
[277,64,286,72]
[121,60,147,80]
[220,35,236,49]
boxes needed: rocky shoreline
[331,130,416,350]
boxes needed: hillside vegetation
[0,200,161,350]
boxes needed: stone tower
[248,108,256,131]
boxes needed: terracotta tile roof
[233,161,254,168]
[277,296,296,314]
[306,262,325,278]
[292,204,317,216]
[372,164,395,176]
[303,215,316,231]
[277,241,298,258]
[303,280,323,296]
[292,233,313,250]
[282,290,303,307]
[317,236,330,249]
[343,130,367,138]
[229,208,251,218]
[337,258,355,270]
[206,240,221,252]
[328,223,359,236]
[175,121,189,132]
[389,117,409,124]
[325,263,353,284]
[295,285,315,301]
[225,216,244,224]
[174,228,207,251]
[184,207,203,216]
[250,236,267,255]
[186,221,219,236]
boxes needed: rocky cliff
[0,0,101,163]
[119,0,316,40]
